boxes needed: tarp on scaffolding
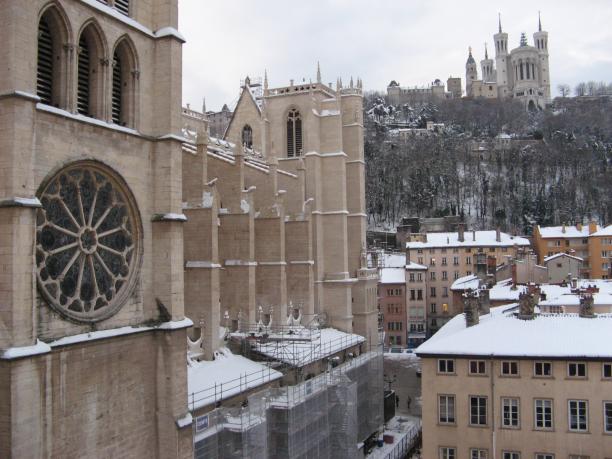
[193,349,383,459]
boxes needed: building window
[568,362,587,378]
[603,363,612,379]
[431,287,436,297]
[409,273,415,282]
[417,290,423,300]
[35,161,142,322]
[471,449,488,459]
[430,303,437,313]
[430,272,436,281]
[535,455,554,459]
[418,257,424,264]
[534,399,553,430]
[111,38,138,127]
[286,108,302,157]
[77,23,105,119]
[454,271,459,280]
[453,256,459,265]
[466,256,472,265]
[442,287,448,297]
[501,361,519,376]
[442,271,448,280]
[430,258,436,266]
[438,359,455,374]
[241,124,253,148]
[470,396,487,426]
[469,360,486,375]
[442,257,447,265]
[438,395,455,424]
[114,0,130,16]
[417,273,423,281]
[37,15,55,105]
[604,401,612,433]
[410,290,415,300]
[534,361,552,377]
[439,447,456,459]
[502,453,520,459]
[568,400,588,432]
[502,397,520,428]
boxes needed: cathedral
[466,14,551,109]
[0,0,379,457]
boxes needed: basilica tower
[533,12,551,104]
[494,14,510,98]
[465,47,478,97]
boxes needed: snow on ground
[188,348,282,410]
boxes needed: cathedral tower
[533,12,551,103]
[480,43,495,83]
[494,14,510,97]
[465,47,478,96]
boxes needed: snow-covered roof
[540,293,612,307]
[489,278,612,302]
[251,327,365,367]
[382,252,406,268]
[537,225,600,239]
[543,252,583,262]
[380,267,405,284]
[188,348,282,410]
[451,274,480,291]
[592,225,612,237]
[406,261,428,270]
[406,231,529,249]
[416,305,612,358]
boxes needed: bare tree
[575,82,587,97]
[558,84,570,97]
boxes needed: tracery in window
[36,162,142,323]
[286,108,302,157]
[242,124,253,148]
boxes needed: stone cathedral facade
[466,14,551,109]
[0,0,377,456]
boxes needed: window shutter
[112,54,122,124]
[37,18,54,105]
[77,35,90,116]
[115,0,130,16]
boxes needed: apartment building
[417,300,612,459]
[406,226,529,335]
[379,266,406,347]
[405,261,428,347]
[533,222,612,279]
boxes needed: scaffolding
[193,348,383,459]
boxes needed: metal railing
[382,420,422,459]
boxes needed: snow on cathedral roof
[380,267,405,284]
[416,305,612,359]
[405,231,529,249]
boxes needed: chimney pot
[458,223,465,242]
[579,294,595,318]
[496,227,501,242]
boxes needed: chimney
[571,277,578,289]
[561,224,566,234]
[588,220,598,235]
[579,294,595,318]
[511,260,517,286]
[576,222,582,231]
[472,230,476,242]
[496,227,501,242]
[517,292,535,320]
[406,248,411,263]
[478,287,490,314]
[464,291,480,327]
[458,223,465,242]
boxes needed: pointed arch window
[77,33,92,116]
[111,52,122,123]
[111,38,138,128]
[37,7,68,108]
[242,124,253,148]
[286,109,302,157]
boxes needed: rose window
[36,162,141,322]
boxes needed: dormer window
[286,109,302,157]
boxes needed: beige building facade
[417,301,612,459]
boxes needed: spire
[350,76,354,88]
[484,42,488,59]
[202,97,206,114]
[316,61,321,83]
[538,11,542,32]
[498,13,502,33]
[264,69,268,89]
[466,46,475,65]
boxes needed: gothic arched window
[37,6,69,107]
[242,124,253,148]
[286,109,302,157]
[77,23,106,118]
[111,38,138,127]
[36,161,142,323]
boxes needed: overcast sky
[179,0,612,112]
